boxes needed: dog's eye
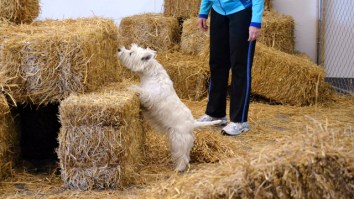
[129,52,133,56]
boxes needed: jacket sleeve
[250,0,264,28]
[199,0,212,19]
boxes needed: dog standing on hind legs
[118,44,223,171]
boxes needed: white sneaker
[197,114,228,125]
[222,122,249,136]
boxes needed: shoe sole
[197,120,228,126]
[221,129,249,136]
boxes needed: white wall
[38,0,164,25]
[273,0,318,62]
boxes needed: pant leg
[205,9,230,118]
[228,7,255,123]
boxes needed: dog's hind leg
[168,129,195,171]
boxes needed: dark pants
[206,7,256,123]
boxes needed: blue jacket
[199,0,264,28]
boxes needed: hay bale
[0,17,121,105]
[57,82,145,190]
[199,40,333,105]
[119,13,180,52]
[140,121,354,198]
[163,0,201,18]
[264,0,272,11]
[180,17,209,55]
[0,0,40,24]
[253,43,333,106]
[259,11,295,54]
[157,52,209,100]
[0,94,19,180]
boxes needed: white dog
[118,44,222,171]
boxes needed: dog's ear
[131,43,138,49]
[141,51,154,61]
[147,47,157,54]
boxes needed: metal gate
[318,0,354,94]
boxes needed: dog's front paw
[174,163,191,175]
[174,162,191,174]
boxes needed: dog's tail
[193,120,223,129]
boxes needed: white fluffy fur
[118,44,222,171]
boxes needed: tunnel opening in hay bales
[10,103,61,169]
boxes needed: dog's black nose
[118,48,121,52]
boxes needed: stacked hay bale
[157,52,209,100]
[163,0,201,18]
[141,121,354,198]
[253,43,333,105]
[119,14,180,52]
[0,0,40,24]
[0,94,18,180]
[57,82,145,190]
[264,0,273,11]
[0,17,121,105]
[259,11,295,54]
[180,17,209,55]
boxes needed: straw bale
[0,0,39,24]
[140,120,354,198]
[180,17,209,55]
[157,52,209,100]
[58,83,144,190]
[264,0,272,11]
[0,17,120,105]
[0,94,18,181]
[163,0,201,18]
[259,11,295,54]
[119,13,180,52]
[253,43,334,106]
[194,36,332,105]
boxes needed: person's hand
[198,18,208,31]
[248,26,261,41]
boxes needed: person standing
[197,0,264,135]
